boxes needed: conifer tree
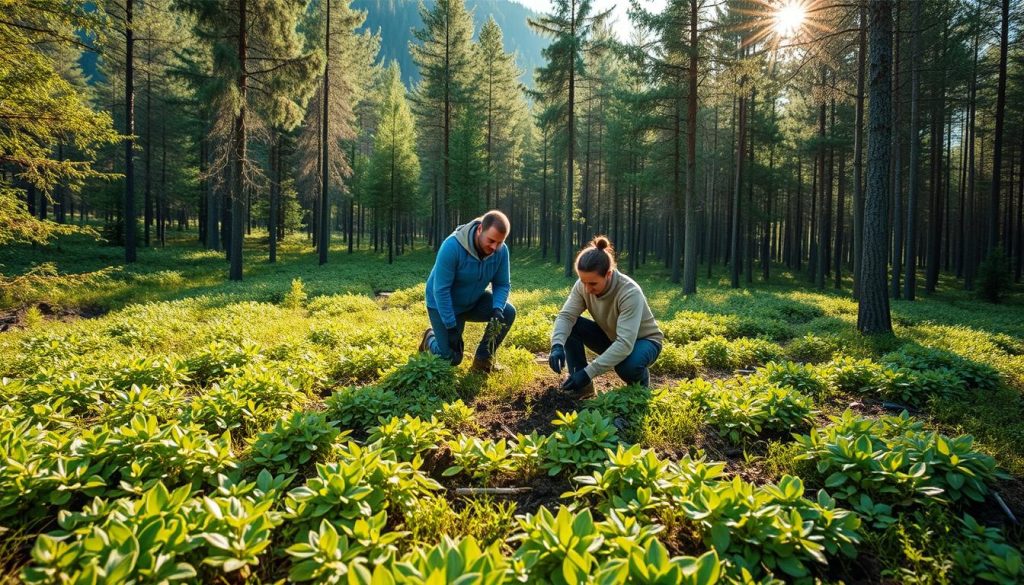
[0,1,119,246]
[296,0,380,264]
[530,0,611,277]
[367,63,420,264]
[410,0,475,247]
[180,0,320,280]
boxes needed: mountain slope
[354,0,545,86]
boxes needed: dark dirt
[0,302,106,332]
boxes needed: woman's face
[578,270,612,296]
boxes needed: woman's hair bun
[593,236,609,250]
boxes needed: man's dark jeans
[428,292,517,365]
[564,316,661,386]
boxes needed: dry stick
[453,487,532,496]
[993,492,1019,525]
[499,422,517,440]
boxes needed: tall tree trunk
[903,0,921,300]
[682,0,698,294]
[269,132,278,263]
[987,0,1009,255]
[858,0,893,335]
[964,28,979,290]
[730,80,746,288]
[564,3,576,278]
[319,0,331,265]
[671,71,683,283]
[145,68,152,247]
[815,71,827,289]
[124,0,137,263]
[926,38,947,294]
[229,0,248,281]
[890,1,902,299]
[835,152,846,289]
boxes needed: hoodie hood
[454,219,484,260]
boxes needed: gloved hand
[561,369,592,393]
[489,308,505,328]
[548,344,565,373]
[447,327,464,357]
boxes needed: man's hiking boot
[418,328,434,353]
[470,356,504,374]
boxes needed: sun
[773,0,807,39]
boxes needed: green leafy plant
[187,364,306,437]
[285,444,440,535]
[649,342,700,378]
[366,414,450,463]
[685,378,815,444]
[248,411,342,475]
[435,399,478,434]
[379,351,459,402]
[596,541,723,585]
[324,385,401,432]
[283,277,309,309]
[822,356,885,394]
[758,361,829,398]
[443,435,520,485]
[795,410,1009,508]
[785,333,840,364]
[542,410,619,476]
[185,340,260,386]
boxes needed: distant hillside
[78,0,547,88]
[354,0,545,87]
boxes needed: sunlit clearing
[774,0,806,39]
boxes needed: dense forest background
[2,0,1023,333]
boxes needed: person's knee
[502,303,517,325]
[615,361,646,384]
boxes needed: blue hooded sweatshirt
[426,219,511,330]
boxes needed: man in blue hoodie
[419,210,516,373]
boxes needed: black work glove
[561,369,592,393]
[548,344,566,373]
[447,327,463,356]
[489,308,505,327]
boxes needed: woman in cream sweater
[548,236,664,398]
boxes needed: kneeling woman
[549,236,663,398]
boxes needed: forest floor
[2,229,1023,583]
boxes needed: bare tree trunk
[124,0,137,263]
[730,82,746,288]
[852,1,866,299]
[987,0,1009,255]
[682,0,698,293]
[319,0,331,265]
[964,28,979,290]
[858,0,893,335]
[890,2,902,299]
[229,0,248,281]
[903,0,921,300]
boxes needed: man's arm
[491,246,511,310]
[432,239,460,329]
[551,281,586,347]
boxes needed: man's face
[476,225,506,257]
[579,270,611,296]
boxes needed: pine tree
[530,0,611,277]
[180,0,320,281]
[0,0,119,246]
[366,63,420,264]
[474,17,524,211]
[410,0,475,247]
[296,0,380,265]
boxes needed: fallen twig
[453,487,531,496]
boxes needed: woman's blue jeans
[564,316,661,386]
